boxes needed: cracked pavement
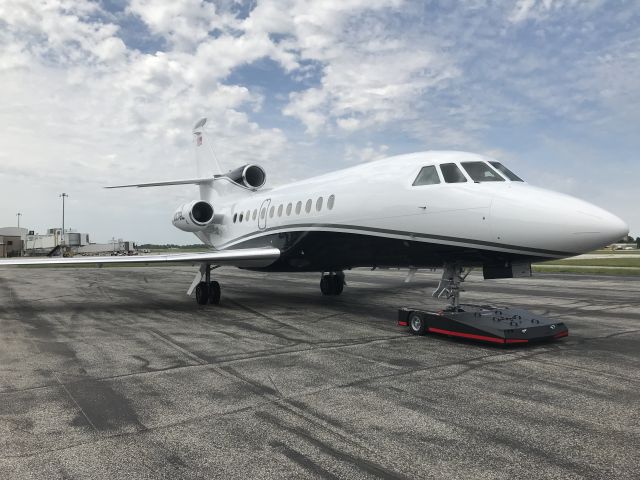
[0,267,639,479]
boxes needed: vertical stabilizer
[193,118,220,202]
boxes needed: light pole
[16,212,21,229]
[60,193,69,246]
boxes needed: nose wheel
[320,271,345,295]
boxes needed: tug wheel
[409,312,427,335]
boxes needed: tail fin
[193,118,221,203]
[193,118,221,177]
[106,119,224,203]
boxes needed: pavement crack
[54,373,98,433]
[147,328,208,365]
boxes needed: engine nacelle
[225,164,266,189]
[172,200,215,232]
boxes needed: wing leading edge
[0,248,280,269]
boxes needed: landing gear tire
[320,273,345,296]
[195,282,209,305]
[409,312,428,335]
[209,281,221,305]
[333,277,344,295]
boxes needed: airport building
[0,227,28,258]
[0,226,136,257]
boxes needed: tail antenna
[193,117,222,176]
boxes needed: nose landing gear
[399,263,569,344]
[320,271,345,295]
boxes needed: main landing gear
[398,263,569,344]
[195,281,220,305]
[320,271,345,295]
[191,264,221,305]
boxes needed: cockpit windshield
[489,161,524,181]
[460,161,504,182]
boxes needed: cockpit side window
[489,161,524,181]
[412,166,441,186]
[461,161,505,182]
[439,163,467,183]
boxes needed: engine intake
[225,164,266,189]
[172,200,215,232]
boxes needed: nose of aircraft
[490,185,629,256]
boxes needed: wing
[0,248,279,269]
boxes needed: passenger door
[258,199,271,230]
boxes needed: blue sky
[0,0,638,243]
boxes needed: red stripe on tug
[427,327,516,344]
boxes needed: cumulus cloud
[0,0,638,241]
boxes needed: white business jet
[0,118,628,311]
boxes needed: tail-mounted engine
[225,164,266,190]
[172,200,215,232]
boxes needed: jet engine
[172,200,215,232]
[225,164,266,189]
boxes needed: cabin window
[253,209,257,220]
[260,208,266,219]
[327,195,335,210]
[233,213,237,223]
[286,203,292,216]
[296,201,302,214]
[489,161,524,182]
[412,166,440,186]
[305,199,312,213]
[460,161,504,182]
[440,163,467,183]
[239,213,243,222]
[246,210,250,221]
[269,206,275,218]
[277,204,283,217]
[316,197,323,211]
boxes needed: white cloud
[269,0,461,135]
[126,0,226,50]
[0,0,639,240]
[0,0,292,242]
[344,143,389,164]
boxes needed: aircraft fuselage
[195,151,628,272]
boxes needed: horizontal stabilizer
[105,177,216,189]
[0,248,280,269]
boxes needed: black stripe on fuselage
[222,229,569,273]
[219,223,575,258]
